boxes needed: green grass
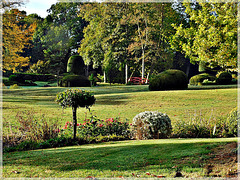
[3,85,237,134]
[3,137,237,178]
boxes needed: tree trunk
[125,64,128,84]
[142,50,145,80]
[72,107,77,140]
[104,71,106,83]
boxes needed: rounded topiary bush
[67,55,85,75]
[132,111,172,140]
[149,69,188,91]
[216,72,232,85]
[189,73,216,86]
[59,75,91,87]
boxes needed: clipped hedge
[189,73,216,86]
[149,69,188,91]
[58,75,91,87]
[216,72,232,85]
[67,55,85,75]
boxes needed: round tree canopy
[56,89,95,109]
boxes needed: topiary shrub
[56,89,95,139]
[59,75,91,87]
[189,73,216,86]
[216,71,232,85]
[132,111,172,140]
[67,55,85,75]
[149,69,188,91]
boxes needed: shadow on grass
[96,95,129,105]
[4,140,229,173]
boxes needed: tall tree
[2,9,36,72]
[79,3,177,83]
[170,2,237,71]
[30,2,87,74]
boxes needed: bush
[132,111,172,140]
[9,84,22,89]
[67,55,85,75]
[224,107,238,137]
[149,69,188,91]
[9,74,25,83]
[216,71,232,85]
[189,73,216,86]
[60,116,131,139]
[172,109,238,138]
[3,110,60,149]
[59,75,91,87]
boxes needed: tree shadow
[96,95,129,105]
[3,140,225,175]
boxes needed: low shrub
[60,116,131,139]
[9,84,22,89]
[172,109,238,138]
[149,69,188,91]
[58,75,91,87]
[189,73,216,86]
[223,107,238,137]
[3,110,60,149]
[132,111,172,140]
[216,71,232,85]
[9,74,25,83]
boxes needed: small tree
[56,89,95,139]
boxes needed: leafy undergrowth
[3,138,237,178]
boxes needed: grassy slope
[3,138,237,178]
[3,85,237,133]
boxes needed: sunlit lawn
[2,84,238,178]
[3,138,237,178]
[3,85,237,134]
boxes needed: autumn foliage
[3,9,37,72]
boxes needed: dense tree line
[2,1,237,82]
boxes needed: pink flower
[82,122,86,125]
[130,124,132,126]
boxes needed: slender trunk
[142,50,145,79]
[104,71,106,83]
[125,64,128,84]
[72,107,77,140]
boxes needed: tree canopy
[170,2,237,71]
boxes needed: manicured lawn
[3,85,237,134]
[2,85,238,178]
[3,138,237,178]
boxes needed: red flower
[77,123,80,126]
[98,124,104,127]
[107,118,114,122]
[82,122,86,125]
[130,123,132,126]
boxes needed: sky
[19,0,59,18]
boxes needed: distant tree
[2,9,37,72]
[31,2,87,74]
[170,2,237,71]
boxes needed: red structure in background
[128,77,149,85]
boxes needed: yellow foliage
[2,9,37,72]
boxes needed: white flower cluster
[132,111,172,139]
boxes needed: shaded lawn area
[3,138,237,178]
